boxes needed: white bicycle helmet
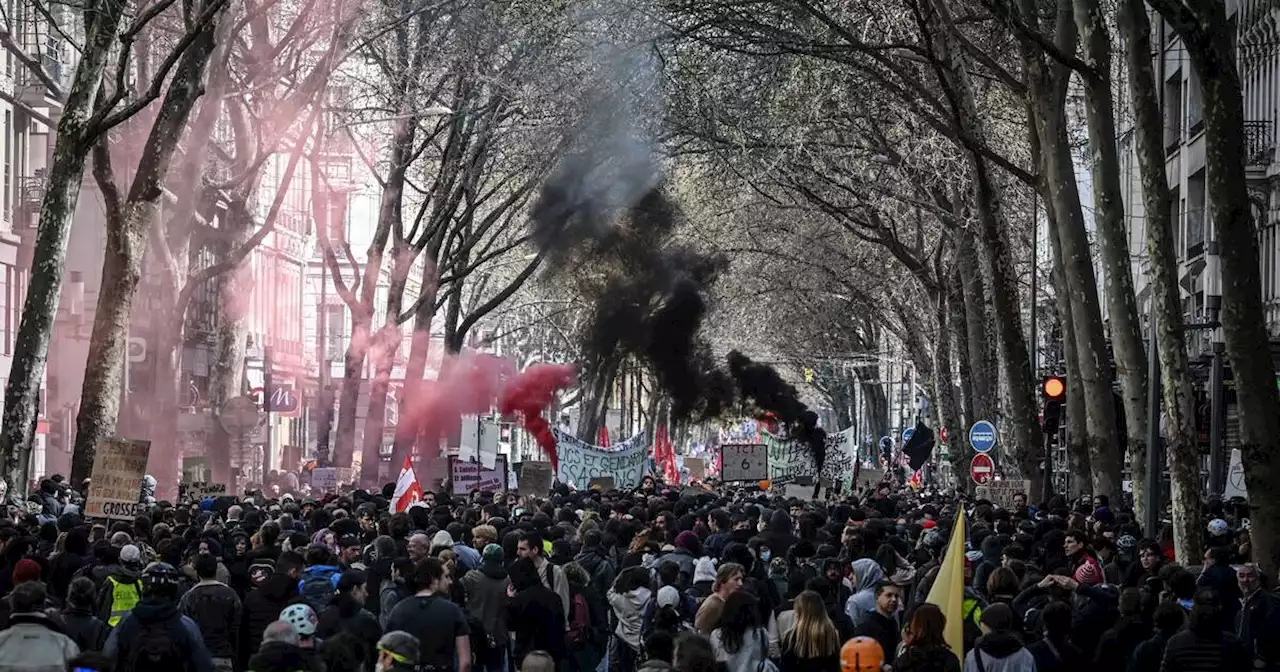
[1208,518,1230,537]
[280,603,318,637]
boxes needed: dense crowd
[0,472,1274,672]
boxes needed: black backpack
[130,617,185,670]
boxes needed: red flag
[597,426,610,447]
[389,457,423,513]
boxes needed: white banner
[761,427,856,488]
[452,455,509,495]
[554,428,650,489]
[721,444,769,481]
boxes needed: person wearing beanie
[61,576,110,653]
[691,557,717,600]
[13,558,41,585]
[96,544,144,626]
[963,603,1035,672]
[376,630,420,672]
[461,544,510,672]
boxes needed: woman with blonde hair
[779,590,840,672]
[895,603,960,672]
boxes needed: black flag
[903,422,936,471]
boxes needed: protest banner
[183,481,228,499]
[553,428,649,489]
[85,438,150,521]
[974,479,1031,507]
[720,444,768,481]
[761,428,856,488]
[451,455,509,495]
[311,468,338,493]
[519,461,554,496]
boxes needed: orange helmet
[841,637,884,672]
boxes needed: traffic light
[1041,376,1066,437]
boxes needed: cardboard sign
[685,458,706,479]
[519,461,554,496]
[974,479,1030,507]
[451,456,509,495]
[721,444,769,481]
[85,438,151,520]
[184,481,228,499]
[588,476,615,491]
[311,468,338,493]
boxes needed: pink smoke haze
[498,363,577,471]
[399,351,515,449]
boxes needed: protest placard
[974,480,1030,507]
[519,462,554,496]
[451,456,509,495]
[85,438,150,521]
[183,481,228,499]
[311,468,338,493]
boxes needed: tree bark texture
[948,264,975,432]
[932,290,966,492]
[1018,0,1122,498]
[0,0,129,497]
[1074,0,1150,499]
[206,202,257,487]
[70,5,227,485]
[1148,0,1279,569]
[358,242,413,486]
[957,233,997,425]
[925,0,1044,495]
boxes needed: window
[1187,169,1206,258]
[1187,68,1203,134]
[1165,71,1183,152]
[0,264,11,356]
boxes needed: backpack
[248,560,275,588]
[566,590,591,645]
[299,570,338,613]
[130,617,185,670]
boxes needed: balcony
[1244,120,1274,167]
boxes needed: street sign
[970,453,995,485]
[219,396,263,435]
[127,337,147,363]
[969,420,997,454]
[265,386,299,415]
[879,436,893,453]
[903,428,915,443]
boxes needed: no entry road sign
[970,453,995,485]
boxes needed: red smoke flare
[499,363,577,471]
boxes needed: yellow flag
[925,510,967,656]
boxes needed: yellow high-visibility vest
[105,575,141,626]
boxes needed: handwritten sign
[451,456,509,495]
[761,428,856,488]
[520,461,555,496]
[85,438,150,521]
[311,468,338,493]
[721,444,769,481]
[184,481,228,499]
[685,458,706,480]
[556,434,649,490]
[974,480,1030,507]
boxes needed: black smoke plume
[531,150,734,424]
[727,351,827,470]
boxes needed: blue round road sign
[969,420,997,453]
[903,428,915,443]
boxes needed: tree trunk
[925,0,1043,495]
[333,312,370,471]
[1074,0,1150,501]
[957,233,997,425]
[358,243,413,486]
[1147,0,1274,565]
[932,289,966,492]
[70,7,225,484]
[1018,0,1121,498]
[0,0,129,495]
[206,202,256,487]
[948,264,975,431]
[389,279,439,484]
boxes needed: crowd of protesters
[0,470,1272,672]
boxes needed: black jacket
[506,562,567,664]
[241,572,299,668]
[853,610,900,664]
[246,640,326,672]
[180,580,243,659]
[60,607,110,653]
[895,646,962,672]
[1160,627,1249,672]
[316,594,382,668]
[1092,616,1149,672]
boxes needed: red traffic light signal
[1041,376,1066,401]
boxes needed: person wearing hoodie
[973,535,1005,599]
[963,603,1035,672]
[34,479,64,520]
[0,581,78,669]
[105,562,215,672]
[49,526,89,602]
[753,510,801,560]
[296,546,342,614]
[506,556,568,663]
[379,557,414,630]
[844,558,885,628]
[609,565,654,672]
[316,570,382,669]
[690,557,716,602]
[247,620,324,672]
[96,543,144,627]
[462,544,511,672]
[242,551,304,669]
[61,577,111,653]
[655,532,702,586]
[180,552,244,671]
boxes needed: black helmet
[141,562,181,595]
